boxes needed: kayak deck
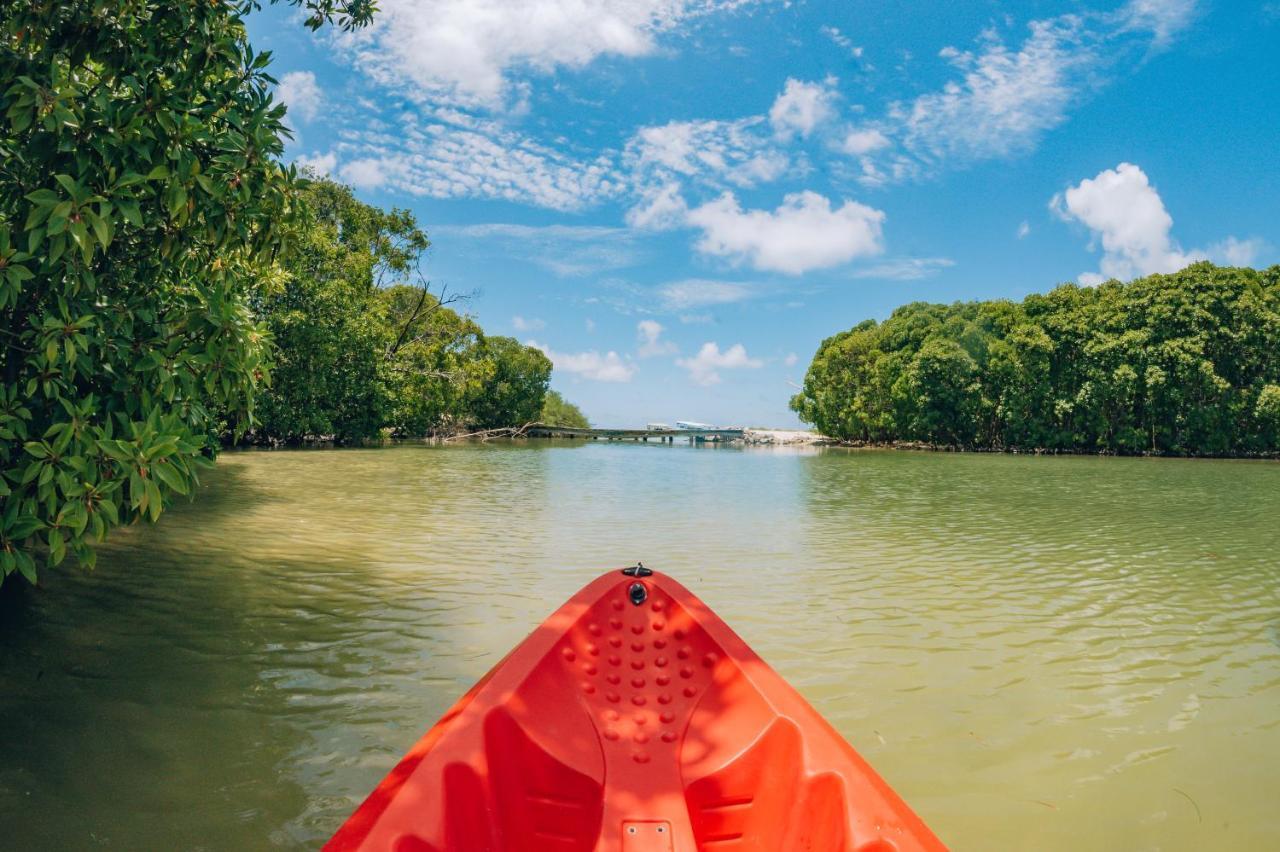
[326,568,945,851]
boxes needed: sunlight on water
[2,442,1278,849]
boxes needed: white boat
[675,420,717,431]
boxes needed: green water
[1,442,1278,850]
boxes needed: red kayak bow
[326,567,945,851]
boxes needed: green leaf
[88,212,111,248]
[25,188,60,206]
[53,174,79,196]
[16,552,37,584]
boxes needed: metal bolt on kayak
[325,567,946,851]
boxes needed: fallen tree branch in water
[441,422,535,442]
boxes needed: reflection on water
[1,442,1278,849]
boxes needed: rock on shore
[741,429,831,445]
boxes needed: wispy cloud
[307,110,624,210]
[657,279,755,310]
[436,222,642,276]
[848,257,955,280]
[512,315,545,331]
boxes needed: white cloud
[852,4,1201,182]
[676,342,763,386]
[1121,0,1199,45]
[894,17,1093,166]
[1052,162,1201,282]
[626,182,689,230]
[820,25,863,57]
[841,128,890,155]
[296,150,337,176]
[512,315,545,331]
[768,77,838,139]
[437,223,640,276]
[657,279,754,310]
[339,156,394,190]
[1052,162,1265,283]
[585,318,596,332]
[277,70,323,124]
[1207,236,1265,267]
[330,111,624,210]
[625,118,788,192]
[1017,221,1031,239]
[637,320,678,357]
[849,256,955,280]
[784,352,799,367]
[528,340,635,382]
[337,0,758,109]
[686,191,885,274]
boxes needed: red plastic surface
[325,570,947,851]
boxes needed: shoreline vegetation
[0,1,584,584]
[791,263,1280,459]
[1,1,1274,589]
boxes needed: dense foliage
[251,178,556,443]
[0,0,372,583]
[540,390,590,428]
[0,1,567,584]
[791,263,1280,455]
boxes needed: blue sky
[249,0,1280,428]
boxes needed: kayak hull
[326,569,945,851]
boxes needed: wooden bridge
[525,425,745,443]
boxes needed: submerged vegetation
[0,1,575,582]
[792,263,1280,456]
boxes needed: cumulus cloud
[841,128,890,155]
[768,77,838,139]
[296,150,338,176]
[528,340,635,382]
[339,156,394,190]
[277,70,323,123]
[1052,162,1200,283]
[658,279,754,310]
[636,320,678,357]
[1053,162,1263,284]
[685,191,885,274]
[337,0,758,109]
[512,315,545,331]
[676,342,763,386]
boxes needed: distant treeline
[791,263,1280,455]
[244,177,586,444]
